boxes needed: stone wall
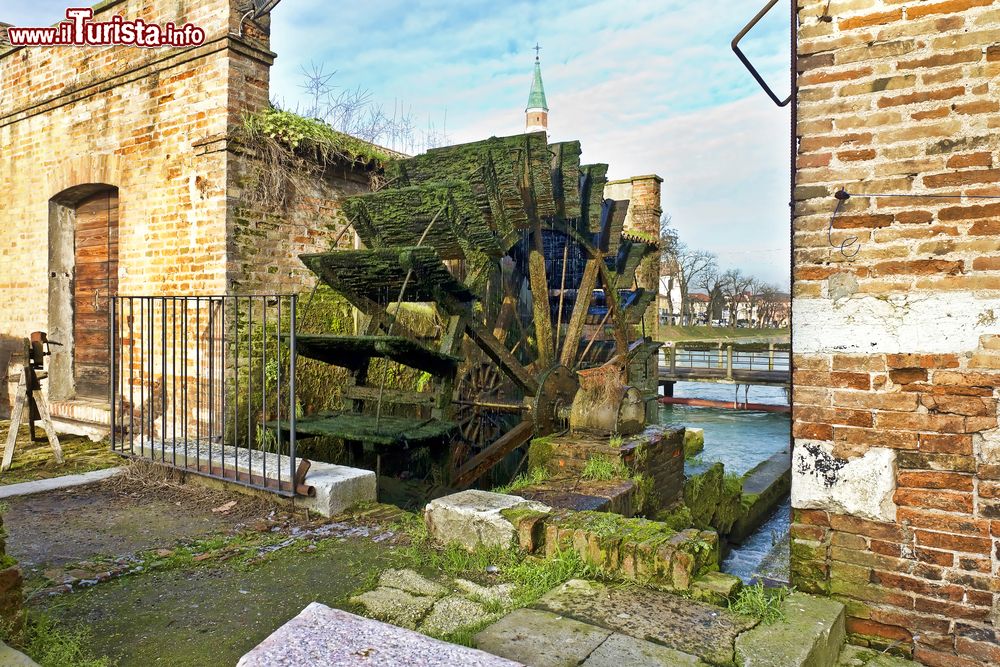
[791,2,1000,664]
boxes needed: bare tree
[658,214,679,323]
[745,278,768,328]
[672,245,716,326]
[696,267,724,327]
[292,61,450,154]
[720,269,754,327]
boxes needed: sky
[5,0,793,287]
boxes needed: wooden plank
[452,419,535,489]
[528,246,554,368]
[345,386,437,407]
[2,369,27,471]
[30,380,63,463]
[559,259,600,367]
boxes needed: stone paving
[475,608,705,667]
[530,579,755,665]
[238,602,521,667]
[350,568,511,638]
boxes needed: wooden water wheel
[277,132,661,488]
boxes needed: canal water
[658,380,791,584]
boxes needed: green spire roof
[526,58,548,112]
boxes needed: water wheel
[277,132,661,489]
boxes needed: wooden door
[73,190,119,399]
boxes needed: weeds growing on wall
[233,108,396,212]
[581,454,630,482]
[492,467,549,495]
[728,581,790,624]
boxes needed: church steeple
[525,43,548,133]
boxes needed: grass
[492,467,548,495]
[581,454,630,482]
[728,581,791,624]
[11,613,110,667]
[657,325,789,343]
[0,422,120,486]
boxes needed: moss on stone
[527,436,556,473]
[654,505,694,532]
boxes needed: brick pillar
[605,175,663,340]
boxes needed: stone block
[534,579,757,665]
[301,462,377,518]
[424,490,550,551]
[238,602,521,666]
[690,572,743,606]
[684,428,705,458]
[581,633,705,667]
[735,592,846,667]
[474,608,610,667]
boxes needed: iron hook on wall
[732,0,793,108]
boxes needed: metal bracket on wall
[732,0,792,108]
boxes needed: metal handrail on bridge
[659,341,790,386]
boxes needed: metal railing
[661,342,790,383]
[109,295,300,495]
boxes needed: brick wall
[791,2,1000,664]
[604,175,663,337]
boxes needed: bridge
[658,341,790,394]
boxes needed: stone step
[474,608,705,667]
[835,645,920,667]
[238,602,521,667]
[0,640,38,666]
[734,592,846,667]
[531,579,755,665]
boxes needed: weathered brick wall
[791,2,1000,664]
[604,175,663,338]
[0,0,275,413]
[228,157,372,295]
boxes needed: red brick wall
[792,2,1000,664]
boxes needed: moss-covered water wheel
[279,132,660,490]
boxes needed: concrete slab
[238,602,522,667]
[419,595,490,636]
[350,587,439,630]
[735,592,845,667]
[424,490,550,551]
[0,467,122,499]
[126,438,375,516]
[729,450,791,544]
[533,579,757,665]
[474,608,610,667]
[582,633,705,667]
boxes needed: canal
[659,380,791,585]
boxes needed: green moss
[655,506,694,531]
[527,436,556,473]
[631,473,658,516]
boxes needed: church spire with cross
[525,43,548,134]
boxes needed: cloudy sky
[7,0,793,287]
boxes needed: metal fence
[110,295,300,495]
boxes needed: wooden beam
[452,419,535,489]
[559,259,600,367]
[466,320,540,395]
